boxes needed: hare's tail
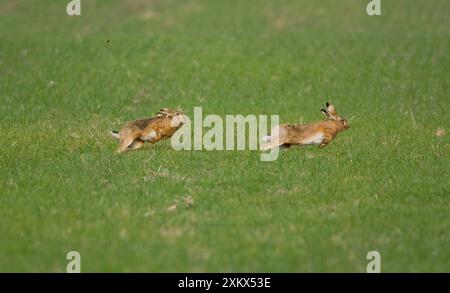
[110,130,120,139]
[261,135,272,143]
[260,135,284,151]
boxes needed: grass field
[0,0,449,272]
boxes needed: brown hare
[261,102,349,150]
[111,108,187,153]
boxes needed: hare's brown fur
[261,102,349,150]
[112,108,186,153]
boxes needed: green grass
[0,0,449,272]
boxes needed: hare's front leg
[319,133,334,148]
[148,132,162,144]
[319,141,329,148]
[140,129,162,144]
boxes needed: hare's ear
[157,108,171,116]
[321,108,330,118]
[326,102,337,116]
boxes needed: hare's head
[320,102,349,130]
[156,108,187,128]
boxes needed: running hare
[111,108,187,153]
[261,102,349,150]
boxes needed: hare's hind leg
[127,139,145,150]
[260,137,284,151]
[117,135,138,153]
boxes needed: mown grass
[0,0,449,272]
